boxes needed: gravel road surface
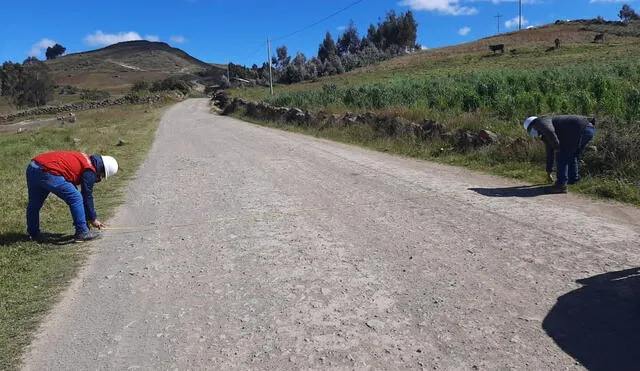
[23,99,640,370]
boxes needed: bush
[58,85,77,95]
[624,88,640,123]
[79,89,110,101]
[282,64,303,84]
[2,58,54,107]
[204,85,218,95]
[150,77,193,95]
[462,91,481,112]
[583,126,640,182]
[131,80,150,92]
[219,75,231,89]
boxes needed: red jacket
[33,151,96,185]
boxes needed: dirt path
[0,117,64,135]
[23,99,640,370]
[106,60,146,71]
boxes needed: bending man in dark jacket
[523,115,595,193]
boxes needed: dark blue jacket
[530,116,594,173]
[80,155,105,222]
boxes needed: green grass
[0,102,170,370]
[231,37,640,102]
[262,62,640,122]
[226,24,640,205]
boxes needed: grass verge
[0,101,171,370]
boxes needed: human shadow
[543,268,640,370]
[0,232,75,247]
[0,232,31,247]
[468,185,551,198]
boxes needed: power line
[273,0,366,42]
[225,0,365,66]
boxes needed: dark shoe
[546,185,568,194]
[74,231,101,242]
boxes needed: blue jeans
[556,126,596,186]
[26,161,89,237]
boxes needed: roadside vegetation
[0,102,169,370]
[226,8,640,204]
[1,58,55,108]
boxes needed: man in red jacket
[26,151,119,241]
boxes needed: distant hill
[46,41,223,93]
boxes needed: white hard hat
[101,156,118,179]
[523,116,537,131]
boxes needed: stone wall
[214,94,499,149]
[0,95,166,123]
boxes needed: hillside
[233,20,640,100]
[45,41,222,93]
[227,19,640,204]
[349,20,640,76]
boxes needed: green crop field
[228,22,640,204]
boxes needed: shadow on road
[0,232,75,247]
[468,185,551,197]
[543,268,640,371]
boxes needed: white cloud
[83,31,160,46]
[28,38,56,57]
[505,16,529,28]
[421,45,429,50]
[458,26,471,35]
[170,36,187,43]
[398,0,478,15]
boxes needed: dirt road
[23,99,640,370]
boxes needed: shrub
[461,91,481,112]
[58,85,77,95]
[80,88,110,101]
[150,77,192,95]
[583,126,640,182]
[204,85,218,95]
[624,88,640,123]
[131,80,150,92]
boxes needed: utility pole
[495,13,503,34]
[267,39,274,96]
[519,0,522,30]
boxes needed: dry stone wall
[0,95,166,123]
[214,94,499,149]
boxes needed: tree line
[224,10,419,86]
[1,43,66,108]
[619,4,640,21]
[1,57,55,107]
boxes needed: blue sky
[0,0,633,66]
